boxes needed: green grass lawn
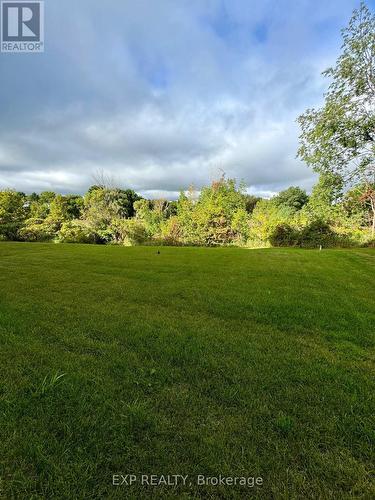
[0,243,374,499]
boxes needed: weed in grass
[34,372,66,396]
[275,415,295,436]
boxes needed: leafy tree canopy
[298,2,375,185]
[273,186,309,212]
[298,2,375,231]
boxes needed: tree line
[0,175,373,247]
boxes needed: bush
[296,220,335,248]
[0,190,27,240]
[110,219,148,246]
[270,224,298,247]
[177,178,247,246]
[231,208,250,243]
[269,220,362,248]
[58,221,97,244]
[250,200,293,243]
[361,238,375,248]
[19,219,57,242]
[160,216,183,245]
[0,222,22,240]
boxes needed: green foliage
[297,220,336,248]
[164,200,178,218]
[343,183,375,229]
[58,220,97,244]
[270,219,356,248]
[27,192,81,223]
[134,199,167,237]
[189,177,248,245]
[113,189,141,218]
[176,189,198,244]
[298,2,375,232]
[0,190,27,239]
[298,3,375,181]
[362,238,375,247]
[131,179,250,246]
[64,195,84,220]
[48,195,70,227]
[0,174,372,247]
[304,173,345,222]
[19,218,58,242]
[109,218,148,246]
[38,191,56,204]
[160,216,183,245]
[270,224,298,247]
[231,208,250,242]
[85,188,140,223]
[0,190,26,222]
[84,188,124,242]
[249,199,293,242]
[273,186,309,212]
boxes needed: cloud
[0,0,363,197]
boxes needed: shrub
[58,221,97,244]
[0,222,22,241]
[231,208,250,243]
[160,216,183,245]
[250,200,293,243]
[134,199,166,237]
[0,190,27,240]
[361,238,375,248]
[193,178,247,246]
[110,219,148,246]
[270,224,298,247]
[297,220,335,248]
[19,219,57,242]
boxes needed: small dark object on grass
[157,250,160,254]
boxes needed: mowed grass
[0,243,374,499]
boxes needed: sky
[0,0,373,199]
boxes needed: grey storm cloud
[0,0,362,197]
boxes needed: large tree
[298,2,375,232]
[273,186,309,212]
